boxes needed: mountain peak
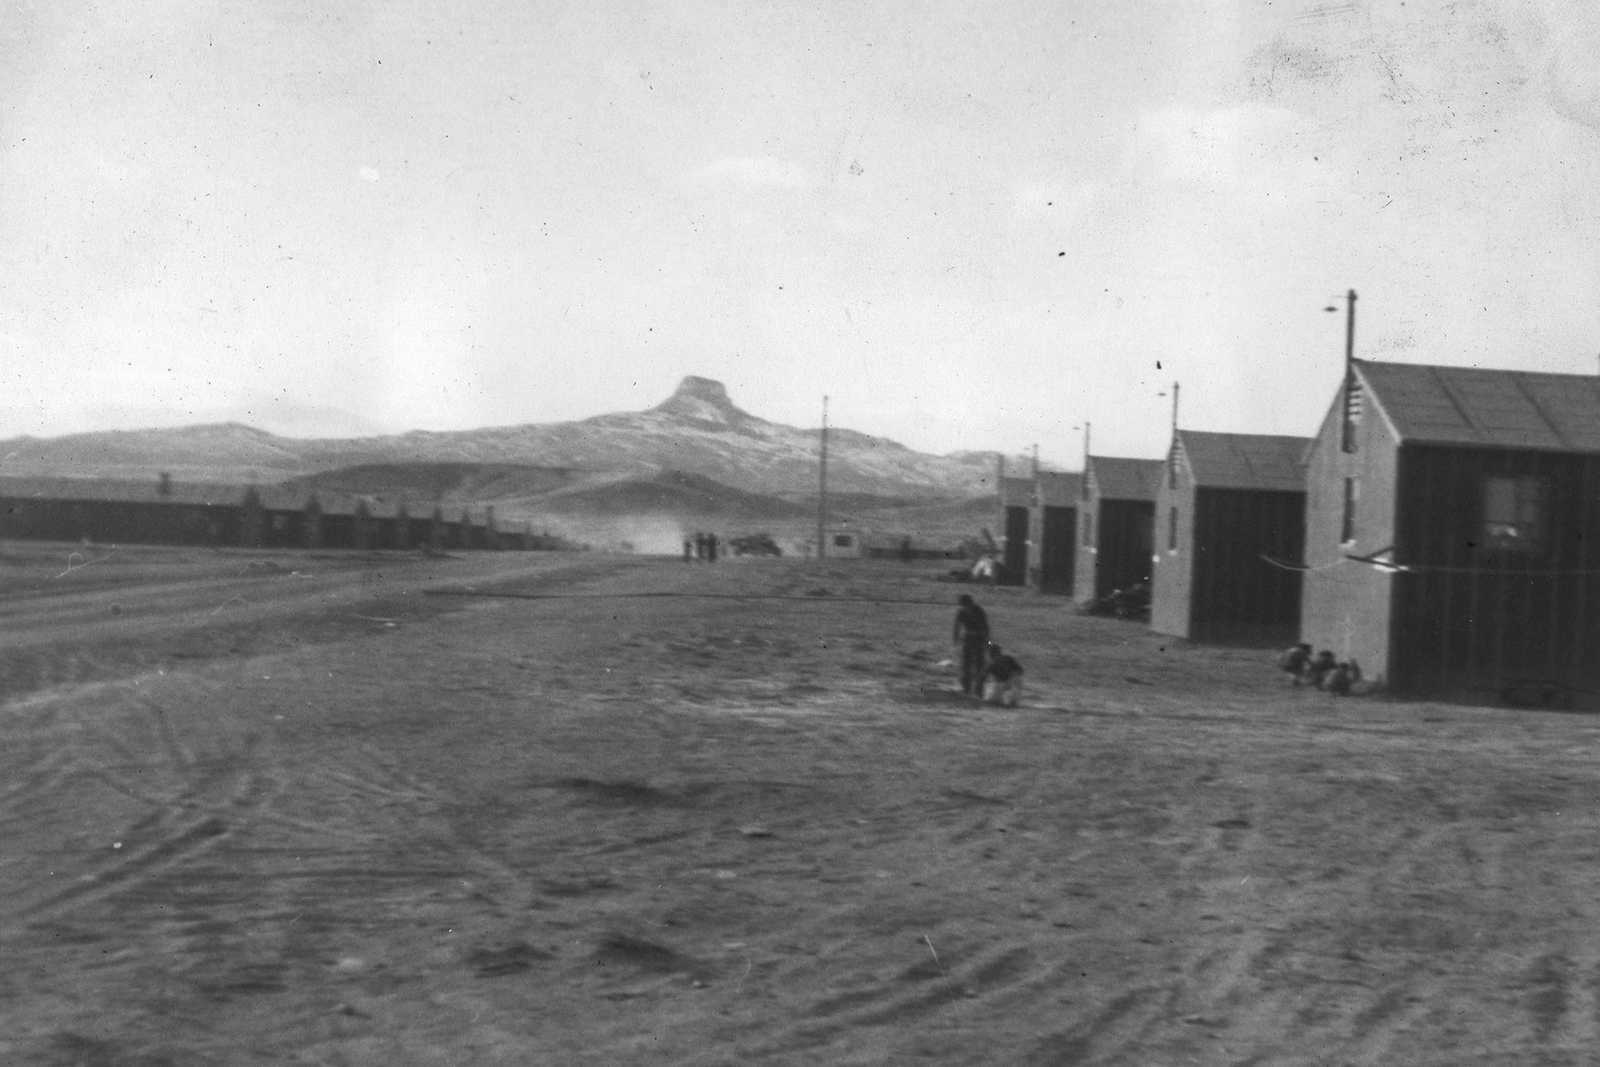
[672,376,732,406]
[653,376,750,424]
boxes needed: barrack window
[1483,475,1546,552]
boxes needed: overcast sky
[3,0,1598,464]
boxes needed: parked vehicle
[730,532,782,557]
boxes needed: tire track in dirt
[734,782,1153,1060]
[138,695,196,770]
[1519,947,1600,1056]
[1338,981,1434,1066]
[0,745,79,816]
[1,682,287,925]
[317,751,442,806]
[1115,769,1329,1058]
[284,743,549,915]
[1022,984,1183,1065]
[746,936,1061,1059]
[12,814,235,922]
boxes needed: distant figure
[980,643,1024,707]
[683,538,694,563]
[1307,650,1338,690]
[952,594,991,696]
[707,533,718,563]
[1278,643,1312,686]
[1327,660,1362,696]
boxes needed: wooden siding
[1022,471,1082,591]
[1001,505,1029,585]
[1390,445,1600,698]
[1039,505,1077,594]
[0,489,526,554]
[1085,499,1155,604]
[0,498,241,546]
[1150,467,1194,637]
[1186,489,1305,644]
[1300,379,1403,682]
[1073,499,1095,606]
[258,509,313,549]
[1073,458,1160,606]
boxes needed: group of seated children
[1278,643,1361,695]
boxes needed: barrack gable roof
[1088,456,1162,502]
[999,476,1034,508]
[1356,359,1600,452]
[1035,470,1083,506]
[1177,430,1310,492]
[0,477,397,519]
[0,476,246,507]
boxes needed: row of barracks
[997,358,1600,703]
[0,475,547,552]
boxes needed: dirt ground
[4,544,1600,1065]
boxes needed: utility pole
[1081,421,1091,499]
[816,395,829,560]
[1168,381,1181,488]
[1341,289,1357,453]
[1324,289,1358,452]
[1344,288,1357,377]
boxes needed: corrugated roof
[1036,470,1083,506]
[996,472,1083,506]
[1178,430,1309,491]
[999,476,1034,507]
[1088,456,1162,501]
[0,477,410,519]
[250,484,316,510]
[0,476,246,507]
[1357,360,1600,452]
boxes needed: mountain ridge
[0,377,1007,499]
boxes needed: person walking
[952,594,991,697]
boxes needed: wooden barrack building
[0,476,537,554]
[997,470,1033,586]
[1150,429,1309,644]
[1029,470,1082,595]
[1301,359,1600,702]
[1073,456,1162,608]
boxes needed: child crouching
[980,643,1024,707]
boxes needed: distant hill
[531,470,812,520]
[0,376,1007,501]
[287,462,586,503]
[281,458,988,551]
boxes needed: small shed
[1302,359,1600,700]
[1029,470,1082,595]
[1150,430,1309,644]
[1073,456,1162,607]
[823,524,864,559]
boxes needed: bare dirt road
[3,545,1600,1065]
